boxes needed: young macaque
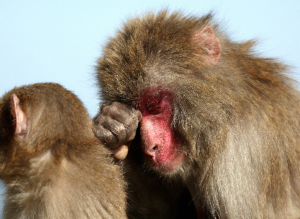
[94,10,300,218]
[0,83,127,219]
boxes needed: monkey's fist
[93,102,142,160]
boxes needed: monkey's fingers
[102,102,142,126]
[114,145,129,160]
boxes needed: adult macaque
[94,10,300,218]
[0,83,127,219]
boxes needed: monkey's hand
[93,102,142,160]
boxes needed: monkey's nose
[143,145,158,158]
[152,145,158,151]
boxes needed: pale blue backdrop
[0,0,299,215]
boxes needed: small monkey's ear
[193,26,221,64]
[11,94,27,138]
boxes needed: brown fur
[96,10,300,218]
[0,83,127,219]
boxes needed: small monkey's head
[0,83,94,175]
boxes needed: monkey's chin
[147,153,185,173]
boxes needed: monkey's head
[96,10,231,175]
[97,10,288,177]
[0,83,94,176]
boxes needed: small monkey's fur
[0,83,127,219]
[96,10,300,218]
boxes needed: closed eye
[147,105,162,114]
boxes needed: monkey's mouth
[145,152,185,172]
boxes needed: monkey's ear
[193,26,221,64]
[11,94,27,138]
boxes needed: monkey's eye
[141,91,171,115]
[147,102,158,110]
[146,101,157,109]
[146,97,163,114]
[146,104,162,114]
[146,97,159,109]
[147,101,158,109]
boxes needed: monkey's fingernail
[114,145,129,160]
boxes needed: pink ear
[11,94,27,138]
[193,26,221,64]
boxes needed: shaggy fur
[97,10,300,218]
[0,83,127,219]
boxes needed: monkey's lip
[146,152,185,172]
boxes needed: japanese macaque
[94,10,300,218]
[0,83,127,219]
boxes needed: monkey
[0,83,127,219]
[93,10,300,218]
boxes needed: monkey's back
[0,83,127,219]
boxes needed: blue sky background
[0,0,299,212]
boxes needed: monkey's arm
[93,102,142,160]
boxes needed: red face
[138,88,185,172]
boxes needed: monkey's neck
[5,149,57,196]
[1,149,59,217]
[185,168,215,219]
